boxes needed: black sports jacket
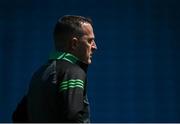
[27,51,90,122]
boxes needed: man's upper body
[28,51,90,122]
[12,15,97,123]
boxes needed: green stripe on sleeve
[60,85,84,92]
[60,82,83,88]
[60,79,84,85]
[59,79,84,92]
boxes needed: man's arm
[59,79,85,122]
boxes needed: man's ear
[71,37,79,50]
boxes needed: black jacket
[12,51,90,123]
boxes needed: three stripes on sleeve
[59,79,84,92]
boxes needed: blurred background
[0,0,180,122]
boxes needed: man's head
[53,15,97,64]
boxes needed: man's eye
[88,39,94,43]
[87,40,92,44]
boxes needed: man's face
[75,23,97,64]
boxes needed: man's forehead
[81,23,94,37]
[81,23,93,31]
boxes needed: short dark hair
[53,15,92,51]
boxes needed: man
[12,15,97,122]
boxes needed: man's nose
[92,41,97,50]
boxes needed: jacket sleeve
[58,69,87,122]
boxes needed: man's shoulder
[56,60,86,80]
[57,60,84,72]
[30,61,56,81]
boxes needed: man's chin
[82,59,91,64]
[88,60,92,64]
[80,57,92,64]
[88,57,93,64]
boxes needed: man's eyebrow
[88,37,95,40]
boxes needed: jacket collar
[49,51,88,72]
